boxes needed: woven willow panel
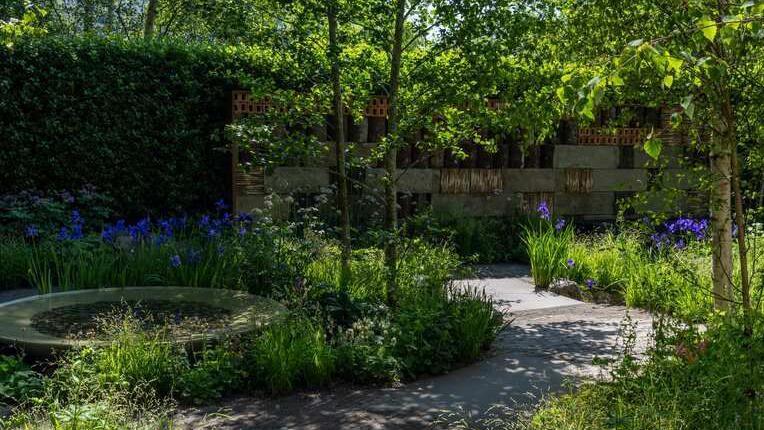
[440,169,503,194]
[565,168,593,193]
[440,169,471,194]
[469,169,503,193]
[234,167,265,196]
[523,192,555,214]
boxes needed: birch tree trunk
[710,103,733,310]
[328,3,352,281]
[144,0,158,39]
[384,0,407,306]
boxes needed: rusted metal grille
[577,126,687,146]
[565,168,593,193]
[617,128,648,145]
[576,128,620,145]
[440,169,503,194]
[232,90,273,119]
[365,96,389,118]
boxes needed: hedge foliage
[0,36,299,217]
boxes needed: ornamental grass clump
[522,202,573,289]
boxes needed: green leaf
[556,87,566,104]
[561,74,572,83]
[644,138,663,160]
[610,74,624,86]
[698,17,718,41]
[667,56,683,73]
[681,95,695,119]
[662,75,674,88]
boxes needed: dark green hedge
[0,36,289,217]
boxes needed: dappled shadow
[176,306,653,430]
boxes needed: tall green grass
[522,222,573,289]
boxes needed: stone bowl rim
[0,286,283,356]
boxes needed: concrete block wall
[245,137,703,220]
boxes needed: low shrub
[394,284,503,378]
[335,317,402,384]
[178,341,246,405]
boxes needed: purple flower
[555,218,567,231]
[215,199,229,211]
[566,258,575,268]
[129,218,151,240]
[159,219,173,238]
[71,210,83,225]
[57,226,70,241]
[585,279,596,289]
[198,215,211,229]
[24,225,39,238]
[169,255,182,268]
[537,201,551,221]
[674,238,686,250]
[238,226,247,237]
[207,228,220,239]
[69,223,83,240]
[186,249,202,265]
[60,191,75,204]
[217,245,226,255]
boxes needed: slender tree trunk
[328,3,351,282]
[82,0,95,32]
[384,0,406,307]
[710,95,734,310]
[144,0,158,38]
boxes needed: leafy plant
[0,355,42,405]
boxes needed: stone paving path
[175,264,654,430]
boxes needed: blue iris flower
[25,225,39,238]
[537,201,551,221]
[215,199,229,211]
[169,255,182,268]
[555,218,566,231]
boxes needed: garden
[2,0,764,429]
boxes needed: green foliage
[0,237,30,290]
[0,36,289,217]
[406,210,529,263]
[529,315,764,430]
[0,355,42,406]
[565,229,716,322]
[335,317,402,384]
[394,284,503,378]
[247,315,335,395]
[177,342,245,405]
[0,188,113,237]
[86,314,188,398]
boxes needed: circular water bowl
[0,287,285,356]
